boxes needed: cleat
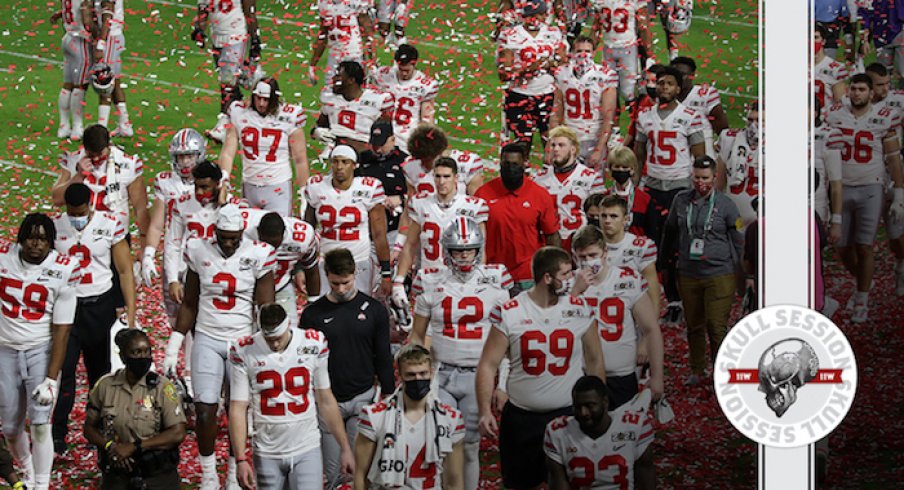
[57,124,71,139]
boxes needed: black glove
[249,34,262,61]
[191,26,206,48]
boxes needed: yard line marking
[0,159,58,177]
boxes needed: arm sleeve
[164,207,186,280]
[314,336,331,389]
[228,343,252,403]
[257,245,277,279]
[373,303,396,395]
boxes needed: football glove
[312,127,336,143]
[191,26,206,48]
[32,378,58,405]
[163,331,185,376]
[389,300,412,332]
[249,34,262,61]
[391,282,408,310]
[141,246,159,287]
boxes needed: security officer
[84,329,187,489]
[660,156,744,387]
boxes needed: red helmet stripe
[459,217,467,239]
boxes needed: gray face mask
[69,215,89,231]
[331,287,358,303]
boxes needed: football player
[193,0,261,144]
[671,56,729,158]
[394,158,489,287]
[476,246,605,489]
[553,0,592,43]
[814,25,850,108]
[163,204,276,489]
[402,124,485,196]
[624,63,666,149]
[534,126,606,253]
[497,0,567,156]
[716,101,759,228]
[570,225,664,407]
[633,66,704,324]
[50,183,137,453]
[0,214,79,490]
[550,35,618,168]
[376,0,413,47]
[369,44,439,153]
[652,0,693,62]
[218,77,310,216]
[544,376,655,489]
[51,0,92,140]
[585,194,661,313]
[590,0,651,107]
[813,97,843,246]
[309,0,374,85]
[52,125,149,262]
[408,217,512,490]
[229,303,354,489]
[304,145,392,298]
[825,73,904,322]
[863,63,904,295]
[92,0,132,136]
[242,211,321,326]
[314,61,395,154]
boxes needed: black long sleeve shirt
[300,292,395,402]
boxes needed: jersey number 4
[257,367,311,416]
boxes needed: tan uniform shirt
[86,369,186,443]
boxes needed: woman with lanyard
[84,329,186,489]
[660,156,745,386]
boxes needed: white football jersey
[320,88,395,143]
[497,24,565,96]
[207,0,247,46]
[304,175,385,262]
[682,84,722,157]
[717,128,759,226]
[53,212,126,298]
[813,124,842,222]
[60,146,143,224]
[358,400,466,490]
[412,265,513,367]
[544,391,654,489]
[94,0,124,35]
[164,195,248,281]
[491,292,595,412]
[406,193,489,269]
[183,236,276,340]
[635,102,703,181]
[581,266,646,376]
[153,171,193,225]
[814,56,850,108]
[228,328,330,457]
[590,0,647,48]
[0,244,79,350]
[370,65,440,150]
[402,150,485,196]
[63,0,89,35]
[534,163,606,238]
[319,0,365,66]
[554,62,618,143]
[228,101,307,186]
[243,209,320,291]
[606,232,656,273]
[825,102,900,186]
[876,90,904,116]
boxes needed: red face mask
[694,181,713,196]
[196,191,214,205]
[814,40,824,56]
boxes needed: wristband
[380,260,391,275]
[831,214,842,225]
[96,39,106,51]
[393,275,406,284]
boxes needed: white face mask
[572,52,592,77]
[69,215,89,231]
[554,277,574,296]
[746,121,759,148]
[331,287,357,303]
[580,258,604,275]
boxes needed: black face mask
[587,217,600,228]
[611,170,632,184]
[404,379,431,401]
[126,357,153,379]
[500,164,525,191]
[646,86,658,98]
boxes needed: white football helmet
[90,62,115,96]
[667,0,693,34]
[441,216,484,278]
[169,128,207,182]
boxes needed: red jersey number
[240,127,283,163]
[597,297,625,342]
[422,222,442,261]
[68,244,94,285]
[256,367,311,416]
[395,96,416,126]
[564,88,594,120]
[0,278,49,321]
[440,296,484,339]
[599,7,630,33]
[410,446,437,488]
[837,128,875,164]
[319,205,363,241]
[568,454,629,489]
[648,130,678,166]
[211,272,237,311]
[520,329,575,376]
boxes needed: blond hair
[548,126,580,150]
[607,146,637,171]
[396,343,433,371]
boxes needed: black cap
[521,0,548,17]
[370,120,394,146]
[394,44,419,64]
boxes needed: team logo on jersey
[43,269,62,279]
[240,257,258,267]
[714,305,857,448]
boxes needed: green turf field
[0,0,757,192]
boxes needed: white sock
[200,453,217,478]
[116,102,130,124]
[669,48,680,61]
[98,104,112,127]
[31,425,53,488]
[70,89,85,128]
[463,441,480,490]
[57,89,71,125]
[227,456,237,481]
[855,291,869,303]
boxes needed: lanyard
[686,193,716,237]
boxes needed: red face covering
[814,40,824,56]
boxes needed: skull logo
[758,339,819,418]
